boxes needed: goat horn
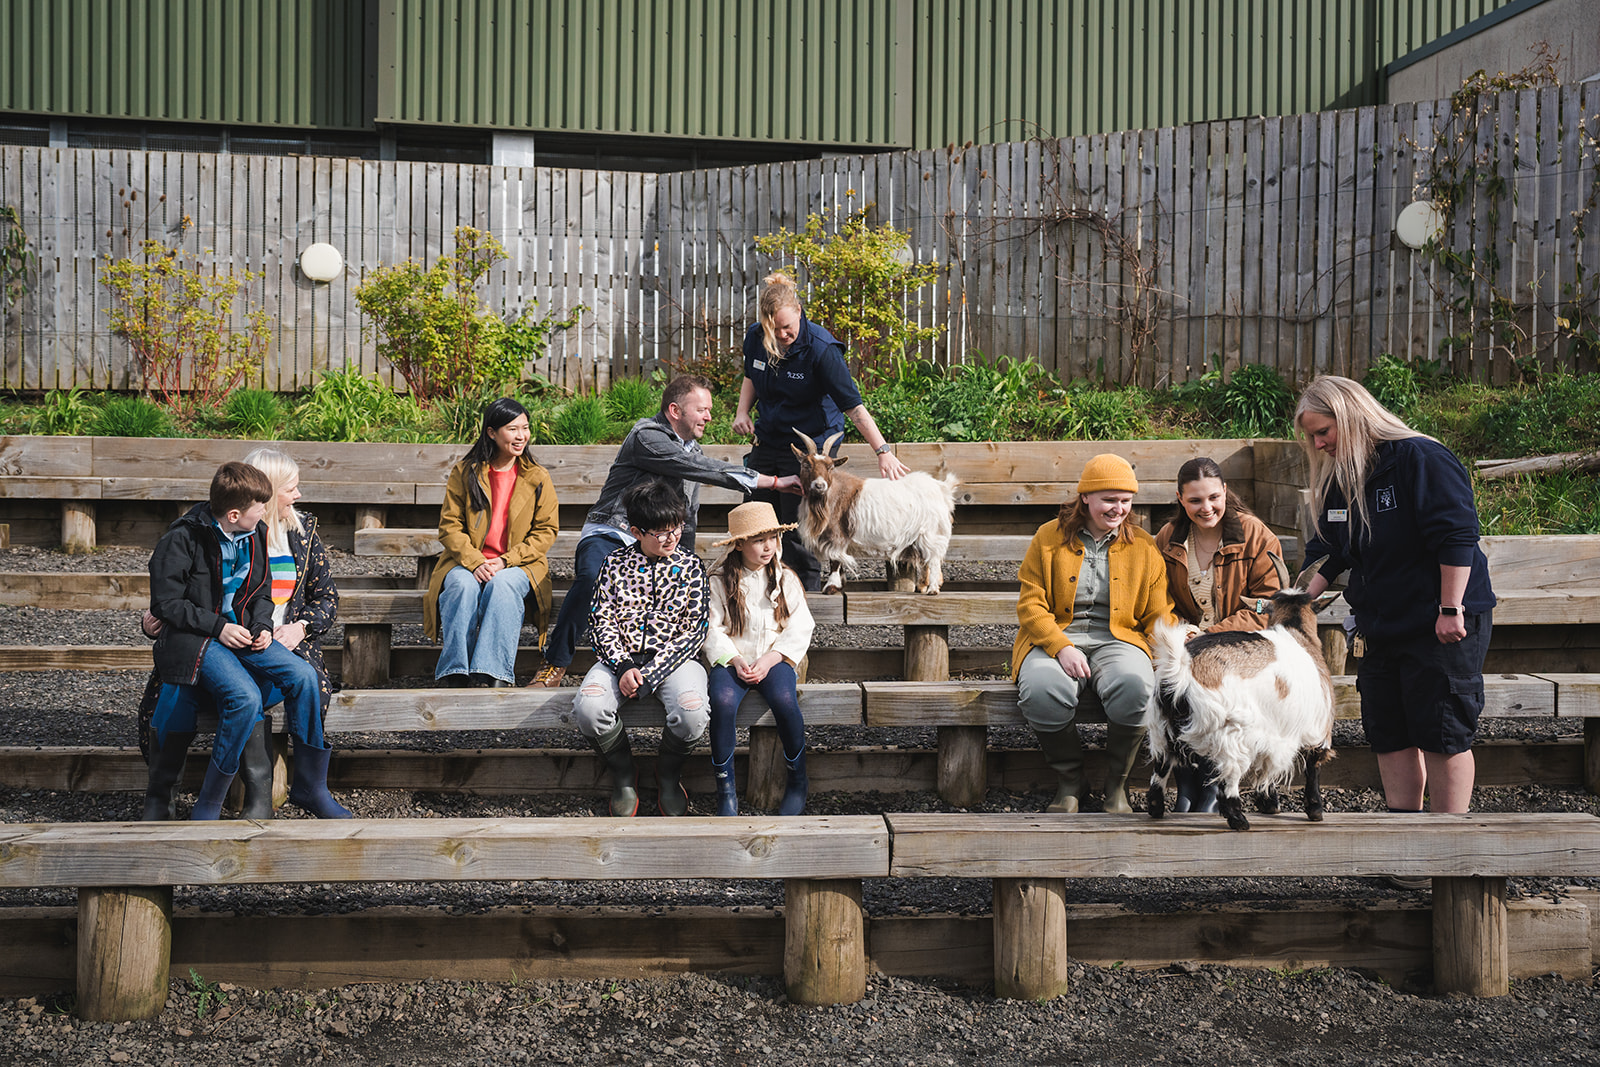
[1293,554,1330,590]
[794,430,819,455]
[822,431,845,455]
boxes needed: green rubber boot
[1035,726,1084,813]
[1102,723,1148,814]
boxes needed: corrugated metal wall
[375,0,912,145]
[0,0,371,129]
[0,0,1525,146]
[910,0,1521,146]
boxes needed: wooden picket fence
[1,83,1596,394]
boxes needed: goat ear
[1239,594,1272,613]
[1294,554,1331,590]
[790,444,807,464]
[834,455,848,467]
[1311,591,1342,614]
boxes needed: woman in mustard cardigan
[425,398,560,687]
[1013,454,1174,813]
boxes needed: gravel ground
[1,544,1598,1066]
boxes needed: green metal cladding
[2,0,1525,145]
[0,0,371,129]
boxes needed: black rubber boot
[287,744,353,819]
[589,721,639,817]
[777,746,809,816]
[712,755,738,816]
[141,730,195,821]
[237,720,276,820]
[1034,726,1084,813]
[655,729,698,817]
[1103,724,1148,814]
[190,761,236,821]
[1173,759,1220,814]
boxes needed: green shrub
[290,369,418,442]
[91,395,174,438]
[1213,362,1294,437]
[26,387,95,435]
[603,378,662,423]
[1360,354,1449,416]
[224,389,284,438]
[1061,385,1151,440]
[551,396,613,445]
[1462,373,1600,459]
[1477,469,1600,535]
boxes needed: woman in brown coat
[425,398,560,687]
[1152,455,1288,810]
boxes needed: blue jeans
[543,532,625,669]
[708,661,805,763]
[159,639,324,774]
[435,563,532,684]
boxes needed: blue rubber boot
[777,746,809,816]
[712,755,739,816]
[189,761,236,821]
[288,744,353,819]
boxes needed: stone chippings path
[0,545,1597,1065]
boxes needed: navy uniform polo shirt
[741,316,864,452]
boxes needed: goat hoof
[1306,808,1325,822]
[1226,814,1251,831]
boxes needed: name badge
[753,359,766,370]
[1327,509,1348,522]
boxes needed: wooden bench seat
[862,675,1600,805]
[0,815,888,1018]
[882,811,1600,998]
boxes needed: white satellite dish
[1394,201,1445,250]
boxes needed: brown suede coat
[1154,510,1286,633]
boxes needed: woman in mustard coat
[425,398,559,687]
[1013,454,1174,813]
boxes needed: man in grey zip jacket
[529,374,799,686]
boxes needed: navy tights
[708,661,805,763]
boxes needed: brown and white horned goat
[789,431,959,595]
[1144,567,1340,831]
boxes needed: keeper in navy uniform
[733,270,910,590]
[1295,375,1496,816]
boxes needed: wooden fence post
[343,624,391,688]
[746,729,785,811]
[1433,876,1509,996]
[77,886,172,1021]
[783,878,866,1005]
[993,877,1071,1000]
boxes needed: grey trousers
[1016,640,1155,731]
[573,659,710,743]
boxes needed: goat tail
[1150,617,1196,689]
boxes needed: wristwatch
[1438,604,1461,616]
[874,443,893,455]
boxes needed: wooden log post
[1432,876,1509,997]
[992,877,1071,1000]
[342,624,391,688]
[0,522,9,549]
[904,625,949,682]
[353,506,387,532]
[885,559,916,593]
[76,886,173,1021]
[1585,719,1600,797]
[1319,625,1347,675]
[937,727,989,808]
[746,727,786,811]
[414,556,437,591]
[783,878,866,1005]
[271,731,290,809]
[61,501,96,555]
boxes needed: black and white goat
[1145,569,1340,831]
[789,431,959,594]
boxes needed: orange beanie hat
[1076,453,1139,495]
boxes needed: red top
[481,466,517,559]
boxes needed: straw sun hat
[712,501,798,547]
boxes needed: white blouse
[704,565,815,668]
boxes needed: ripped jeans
[572,659,710,743]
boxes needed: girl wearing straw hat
[705,501,817,815]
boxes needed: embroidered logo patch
[1375,486,1397,512]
